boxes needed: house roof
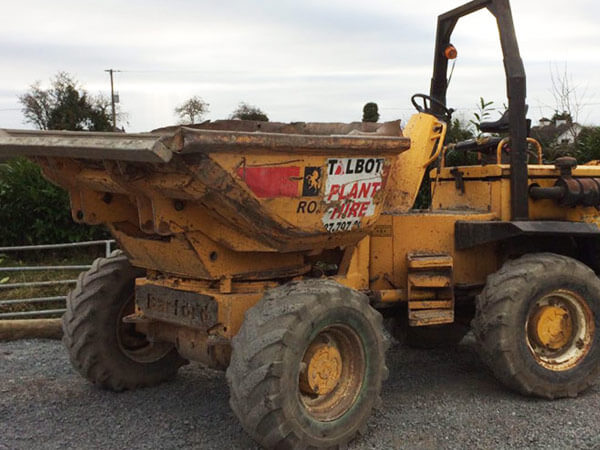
[531,122,582,145]
[531,123,572,144]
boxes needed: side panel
[389,213,498,288]
[431,164,600,224]
[384,114,445,213]
[110,224,306,280]
[369,216,395,291]
[210,152,395,237]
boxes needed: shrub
[0,158,109,245]
[575,127,600,164]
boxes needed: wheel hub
[299,341,342,395]
[530,305,573,350]
[526,289,595,371]
[117,295,173,364]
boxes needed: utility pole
[104,69,121,131]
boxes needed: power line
[382,102,600,112]
[118,69,210,73]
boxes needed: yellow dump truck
[1,0,599,448]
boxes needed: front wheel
[62,251,185,391]
[473,253,600,398]
[226,279,388,449]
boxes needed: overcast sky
[1,0,600,132]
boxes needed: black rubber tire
[472,253,600,399]
[226,279,388,449]
[62,250,185,391]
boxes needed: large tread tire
[62,250,185,391]
[472,253,600,399]
[226,279,388,449]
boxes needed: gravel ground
[1,337,599,450]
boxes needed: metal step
[408,272,451,289]
[407,253,454,327]
[409,309,454,326]
[407,254,453,270]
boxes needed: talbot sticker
[322,158,386,232]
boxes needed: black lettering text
[355,159,364,173]
[346,159,354,174]
[328,159,338,175]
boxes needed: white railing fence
[0,240,115,319]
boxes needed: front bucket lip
[0,128,173,163]
[0,123,411,164]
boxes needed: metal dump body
[0,121,410,279]
[0,129,172,162]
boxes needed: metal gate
[0,240,114,319]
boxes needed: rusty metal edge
[0,125,411,162]
[0,129,172,163]
[176,127,411,155]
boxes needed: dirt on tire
[226,279,388,449]
[472,252,600,399]
[62,250,185,391]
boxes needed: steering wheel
[411,93,454,122]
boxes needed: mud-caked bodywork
[2,0,600,448]
[0,120,415,350]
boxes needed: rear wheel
[62,250,185,391]
[473,253,600,398]
[226,279,388,449]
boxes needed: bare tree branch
[174,96,209,124]
[549,63,588,141]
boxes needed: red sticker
[236,166,300,198]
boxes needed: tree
[229,102,269,121]
[551,111,573,124]
[575,127,600,163]
[0,158,109,245]
[174,96,209,124]
[362,102,379,122]
[445,118,475,144]
[19,72,113,131]
[550,64,585,140]
[539,64,589,162]
[10,72,111,244]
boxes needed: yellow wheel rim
[530,305,573,350]
[299,342,343,396]
[526,289,595,371]
[298,325,365,422]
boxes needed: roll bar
[430,0,528,220]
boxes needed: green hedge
[0,158,109,246]
[575,127,600,164]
